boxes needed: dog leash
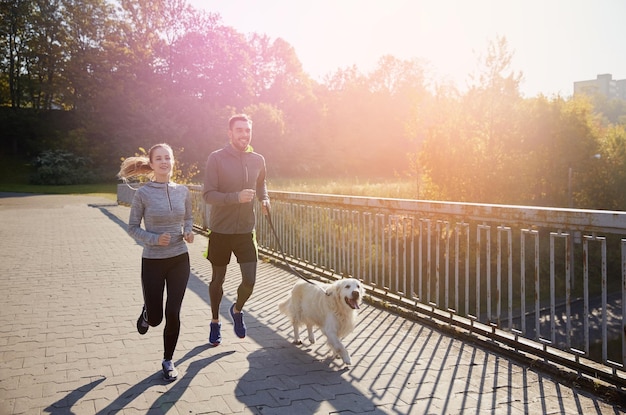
[264,207,329,295]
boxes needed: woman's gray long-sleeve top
[128,181,193,259]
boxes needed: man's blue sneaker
[209,321,222,346]
[229,303,246,338]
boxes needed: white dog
[278,278,364,365]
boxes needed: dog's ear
[325,281,340,297]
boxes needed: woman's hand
[158,232,171,246]
[183,231,194,243]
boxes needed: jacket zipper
[165,184,172,211]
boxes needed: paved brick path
[0,193,624,414]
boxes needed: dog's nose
[352,291,360,299]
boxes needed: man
[202,114,270,346]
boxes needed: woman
[117,143,194,381]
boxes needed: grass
[0,156,118,200]
[0,156,420,200]
[0,177,420,202]
[266,177,421,199]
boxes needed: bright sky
[189,0,626,98]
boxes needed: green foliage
[30,149,97,185]
[415,37,528,204]
[411,37,623,210]
[1,2,626,210]
[0,153,32,184]
[587,124,626,210]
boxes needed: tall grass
[0,177,420,201]
[267,177,421,199]
[0,153,420,200]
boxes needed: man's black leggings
[209,262,256,320]
[141,253,190,361]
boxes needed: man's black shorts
[207,232,258,266]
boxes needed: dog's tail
[278,297,290,315]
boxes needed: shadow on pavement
[44,377,106,415]
[87,203,624,414]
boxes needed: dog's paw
[340,351,351,365]
[332,354,351,365]
[293,339,303,345]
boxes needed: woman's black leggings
[141,253,190,361]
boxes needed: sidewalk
[0,192,624,415]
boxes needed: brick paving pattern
[0,193,624,414]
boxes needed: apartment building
[574,73,626,100]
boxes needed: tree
[417,36,525,203]
[588,94,626,126]
[366,55,429,178]
[313,56,430,179]
[168,13,255,108]
[60,0,117,111]
[0,0,33,108]
[588,124,626,210]
[246,35,324,176]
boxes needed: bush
[30,150,98,185]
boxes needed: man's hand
[262,200,271,215]
[238,189,255,203]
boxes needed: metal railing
[119,184,626,386]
